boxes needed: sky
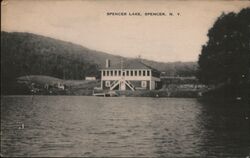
[1,0,250,62]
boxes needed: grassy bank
[3,75,203,97]
[74,89,199,97]
[95,90,199,98]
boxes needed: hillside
[142,59,197,76]
[1,31,197,94]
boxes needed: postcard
[1,0,250,157]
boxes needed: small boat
[93,92,106,97]
[93,91,118,97]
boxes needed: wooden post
[150,80,152,90]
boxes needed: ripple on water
[1,96,250,157]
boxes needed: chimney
[106,59,110,68]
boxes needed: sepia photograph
[1,0,250,157]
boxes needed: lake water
[1,96,250,157]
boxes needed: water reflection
[147,99,204,157]
[1,96,250,157]
[197,100,250,157]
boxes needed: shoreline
[1,89,201,98]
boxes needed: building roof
[101,59,157,70]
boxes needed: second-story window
[135,70,137,76]
[103,71,106,76]
[131,71,133,76]
[111,71,113,76]
[143,70,146,76]
[147,70,150,76]
[126,70,129,76]
[114,70,117,76]
[107,71,109,76]
[139,70,141,76]
[119,70,121,76]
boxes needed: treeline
[1,31,197,94]
[1,32,101,94]
[142,60,197,77]
[1,32,100,81]
[1,32,197,81]
[197,7,250,100]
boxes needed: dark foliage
[198,8,250,86]
[1,32,101,81]
[1,31,198,94]
[1,32,101,94]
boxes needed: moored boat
[93,90,118,97]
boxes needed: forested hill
[1,31,197,82]
[1,31,122,81]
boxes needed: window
[141,81,147,88]
[103,71,106,76]
[111,71,113,76]
[135,71,137,76]
[126,70,129,76]
[118,70,121,76]
[147,70,150,76]
[107,71,109,76]
[123,71,125,76]
[139,70,141,76]
[105,81,111,87]
[143,70,146,76]
[114,70,117,76]
[131,71,133,76]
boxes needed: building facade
[100,59,161,91]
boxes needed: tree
[197,8,250,88]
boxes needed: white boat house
[100,59,161,91]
